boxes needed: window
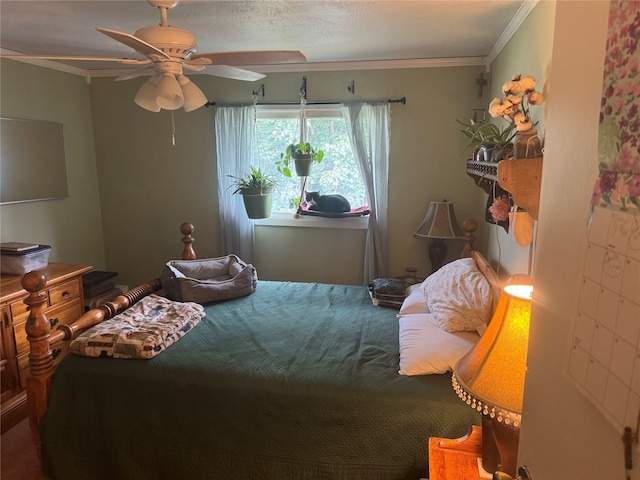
[255,105,367,213]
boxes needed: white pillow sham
[420,257,493,335]
[398,313,479,375]
[399,283,429,315]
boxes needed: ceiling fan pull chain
[170,111,176,146]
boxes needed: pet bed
[160,254,257,304]
[297,204,371,218]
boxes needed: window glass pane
[255,107,367,213]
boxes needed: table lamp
[452,275,533,477]
[413,200,464,273]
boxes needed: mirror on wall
[0,117,68,205]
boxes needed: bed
[21,221,501,480]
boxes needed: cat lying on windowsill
[305,191,351,213]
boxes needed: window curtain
[215,105,257,263]
[342,102,390,284]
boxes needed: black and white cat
[305,191,351,213]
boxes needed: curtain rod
[204,96,406,108]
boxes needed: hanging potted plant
[275,142,324,177]
[230,165,277,219]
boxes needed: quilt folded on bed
[70,294,205,359]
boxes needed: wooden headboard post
[180,223,196,260]
[460,218,478,258]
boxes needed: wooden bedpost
[180,223,196,260]
[21,271,53,452]
[21,222,189,451]
[22,273,162,452]
[460,218,478,258]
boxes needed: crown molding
[88,56,487,79]
[485,0,540,69]
[0,49,90,81]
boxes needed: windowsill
[254,212,369,229]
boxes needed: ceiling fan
[0,0,306,112]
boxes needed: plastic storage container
[0,245,51,275]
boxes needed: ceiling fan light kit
[178,75,208,113]
[135,75,161,112]
[156,72,184,110]
[0,0,307,113]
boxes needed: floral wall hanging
[592,0,640,215]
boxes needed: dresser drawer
[9,278,82,322]
[49,279,81,307]
[10,295,38,321]
[13,297,83,356]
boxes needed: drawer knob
[61,290,70,297]
[49,318,59,328]
[52,348,63,359]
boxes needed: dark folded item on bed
[369,277,407,308]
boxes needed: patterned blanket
[70,294,205,359]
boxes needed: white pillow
[398,313,479,375]
[420,257,493,334]
[399,283,429,315]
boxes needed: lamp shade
[134,76,161,112]
[177,75,207,112]
[452,276,532,426]
[156,73,184,110]
[414,201,464,239]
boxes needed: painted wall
[483,0,556,277]
[517,2,635,478]
[486,1,636,478]
[0,60,106,270]
[88,66,490,287]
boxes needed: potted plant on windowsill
[230,165,277,219]
[457,119,517,162]
[275,142,324,177]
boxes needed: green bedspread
[40,281,479,480]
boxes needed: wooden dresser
[0,263,91,432]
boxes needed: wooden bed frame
[20,219,486,453]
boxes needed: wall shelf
[466,160,509,231]
[466,156,543,226]
[497,157,543,220]
[466,160,497,195]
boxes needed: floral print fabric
[594,1,640,215]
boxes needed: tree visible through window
[255,105,367,213]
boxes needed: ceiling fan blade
[184,57,212,66]
[182,57,210,72]
[114,66,155,81]
[0,53,152,65]
[192,50,306,66]
[200,65,265,82]
[96,27,170,60]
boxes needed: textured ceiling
[0,0,527,75]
